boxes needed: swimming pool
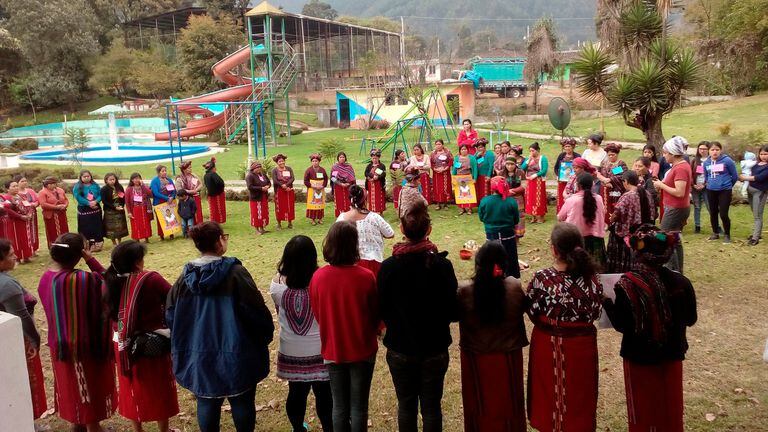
[0,117,171,139]
[0,135,157,148]
[20,145,211,163]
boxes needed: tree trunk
[644,113,666,150]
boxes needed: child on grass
[177,190,197,238]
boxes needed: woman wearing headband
[603,225,697,432]
[453,143,479,215]
[272,154,296,229]
[331,152,356,217]
[125,173,154,243]
[15,176,41,254]
[3,179,34,263]
[175,160,204,224]
[304,153,329,225]
[38,177,70,249]
[390,149,408,210]
[246,161,272,235]
[554,137,581,213]
[430,139,454,210]
[596,143,628,224]
[409,144,432,204]
[521,142,549,223]
[473,138,495,202]
[365,148,388,214]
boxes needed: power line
[400,15,595,22]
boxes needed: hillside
[271,0,597,46]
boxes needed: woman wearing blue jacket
[453,143,479,215]
[150,165,177,240]
[703,141,739,243]
[72,169,105,251]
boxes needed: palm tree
[574,2,701,147]
[525,17,560,113]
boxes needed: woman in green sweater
[479,176,521,278]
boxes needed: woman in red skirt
[203,157,226,224]
[125,173,154,242]
[596,143,628,224]
[150,165,177,240]
[452,143,479,215]
[473,138,494,202]
[0,239,48,422]
[603,225,697,432]
[390,150,408,209]
[458,241,528,432]
[246,161,271,235]
[272,153,296,229]
[522,142,549,223]
[409,144,432,204]
[38,177,70,248]
[331,152,356,217]
[430,139,453,210]
[16,176,41,254]
[2,179,33,263]
[38,233,117,430]
[175,160,204,224]
[365,148,387,213]
[554,138,581,213]
[106,241,179,432]
[526,223,602,432]
[304,153,329,224]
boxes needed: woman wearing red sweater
[309,221,380,432]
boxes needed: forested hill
[272,0,597,46]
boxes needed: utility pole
[400,16,406,70]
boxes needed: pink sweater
[557,191,606,238]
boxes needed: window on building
[428,65,436,75]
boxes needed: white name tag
[133,194,143,202]
[282,171,291,178]
[392,163,401,169]
[417,161,425,167]
[316,172,324,179]
[438,155,447,161]
[375,168,384,175]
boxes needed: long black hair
[472,242,508,325]
[577,173,597,225]
[104,172,125,193]
[349,184,369,213]
[277,235,318,290]
[105,240,147,320]
[623,170,652,224]
[551,223,598,280]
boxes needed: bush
[716,123,732,137]
[0,167,76,191]
[317,137,345,162]
[10,138,39,152]
[723,129,767,161]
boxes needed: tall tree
[177,15,243,93]
[130,44,183,99]
[525,17,560,112]
[205,0,249,20]
[574,3,702,146]
[89,42,137,96]
[456,24,475,59]
[302,0,338,20]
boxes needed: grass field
[9,196,767,431]
[504,92,768,144]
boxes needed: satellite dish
[547,97,571,135]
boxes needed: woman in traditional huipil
[101,173,129,245]
[597,143,629,224]
[272,153,296,229]
[397,167,428,218]
[473,138,495,202]
[606,171,655,273]
[3,179,34,263]
[526,222,602,432]
[203,157,226,224]
[331,152,355,217]
[73,169,105,251]
[409,144,432,204]
[493,141,512,175]
[0,239,47,422]
[452,143,478,215]
[246,161,271,235]
[175,160,204,224]
[39,233,117,430]
[364,148,387,214]
[150,165,176,240]
[430,139,454,210]
[304,153,329,225]
[106,241,179,432]
[125,173,154,243]
[500,157,527,240]
[521,142,549,223]
[554,138,581,213]
[603,225,697,432]
[38,177,69,249]
[563,157,594,201]
[390,149,408,210]
[16,176,40,254]
[0,194,9,240]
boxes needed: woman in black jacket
[602,224,697,432]
[203,157,226,224]
[245,161,272,235]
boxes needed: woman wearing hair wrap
[150,165,176,240]
[272,154,296,229]
[246,161,272,235]
[175,160,204,224]
[331,152,355,217]
[304,153,329,225]
[3,179,34,262]
[473,138,495,202]
[603,225,697,432]
[38,177,70,248]
[521,142,549,223]
[203,157,226,224]
[554,137,581,212]
[653,136,692,273]
[479,176,521,278]
[596,143,628,224]
[365,148,388,214]
[431,139,454,210]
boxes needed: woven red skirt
[334,184,351,217]
[623,359,684,432]
[208,193,227,223]
[26,341,47,419]
[250,196,270,228]
[475,175,490,203]
[419,173,432,204]
[557,181,567,213]
[7,217,33,261]
[527,323,598,432]
[115,344,179,422]
[525,177,548,216]
[432,170,452,204]
[275,188,296,222]
[129,204,153,240]
[367,180,386,213]
[29,209,40,252]
[44,211,69,248]
[193,194,204,224]
[392,186,402,209]
[461,348,526,432]
[51,354,117,424]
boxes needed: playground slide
[154,45,263,141]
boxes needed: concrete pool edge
[13,143,224,167]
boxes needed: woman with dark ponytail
[606,171,656,273]
[105,240,179,432]
[458,241,528,431]
[337,185,394,276]
[558,172,607,268]
[525,223,603,432]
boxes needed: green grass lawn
[9,197,767,431]
[505,92,768,144]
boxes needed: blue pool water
[0,117,171,139]
[20,145,211,163]
[0,135,156,148]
